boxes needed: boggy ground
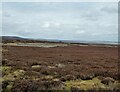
[1,44,120,92]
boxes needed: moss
[3,82,14,92]
[1,66,24,81]
[2,69,25,81]
[64,77,107,90]
[3,74,15,82]
[13,70,25,77]
[64,79,82,91]
[1,66,26,92]
[0,66,12,75]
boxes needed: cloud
[81,9,102,21]
[75,30,85,34]
[41,21,61,28]
[101,6,117,14]
[2,2,118,41]
[42,22,50,28]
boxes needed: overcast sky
[2,2,118,41]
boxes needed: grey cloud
[81,10,102,21]
[2,2,118,42]
[101,6,117,14]
[3,12,12,17]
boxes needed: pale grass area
[32,65,41,68]
[3,43,68,48]
[3,42,117,48]
[64,77,116,90]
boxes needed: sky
[2,2,118,41]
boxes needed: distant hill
[1,36,26,40]
[1,36,59,43]
[1,36,27,43]
[1,36,117,46]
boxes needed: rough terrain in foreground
[1,44,120,92]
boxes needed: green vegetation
[1,65,120,92]
[1,66,25,81]
[1,66,25,92]
[64,77,107,90]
